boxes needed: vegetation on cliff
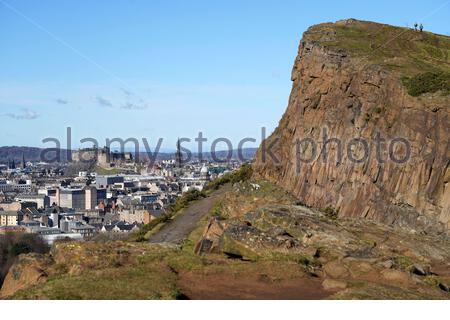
[204,163,253,192]
[402,71,450,96]
[305,19,450,96]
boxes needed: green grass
[305,20,450,95]
[204,163,253,193]
[266,252,312,266]
[402,71,450,96]
[12,258,179,300]
[95,166,123,175]
[8,240,311,299]
[131,213,172,242]
[9,244,182,299]
[392,255,415,272]
[170,189,206,212]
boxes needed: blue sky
[1,0,449,151]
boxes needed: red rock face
[253,21,450,232]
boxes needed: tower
[175,138,182,168]
[22,153,26,169]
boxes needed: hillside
[0,146,70,164]
[3,179,449,299]
[253,19,450,232]
[304,19,450,77]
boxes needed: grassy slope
[94,166,123,175]
[304,20,450,95]
[305,19,450,75]
[7,180,313,300]
[8,179,450,299]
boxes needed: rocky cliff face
[253,19,450,232]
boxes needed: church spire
[175,138,182,168]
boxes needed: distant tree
[419,23,424,32]
[414,22,418,31]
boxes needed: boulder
[322,279,347,291]
[323,260,350,279]
[194,217,225,255]
[0,253,52,298]
[381,269,411,285]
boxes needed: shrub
[205,163,253,192]
[133,213,172,242]
[403,71,450,96]
[323,206,338,219]
[393,255,414,271]
[171,189,206,212]
[229,163,253,183]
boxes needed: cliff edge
[253,19,450,232]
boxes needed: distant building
[21,208,49,227]
[101,221,139,233]
[72,146,132,166]
[0,201,37,212]
[111,151,133,163]
[15,194,50,209]
[200,164,210,182]
[38,188,60,206]
[72,146,110,166]
[34,228,82,245]
[0,211,23,226]
[0,179,32,192]
[59,188,86,209]
[70,223,96,238]
[96,175,124,189]
[119,208,152,224]
[97,188,107,203]
[84,186,97,210]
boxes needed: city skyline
[1,0,449,148]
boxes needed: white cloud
[4,108,40,120]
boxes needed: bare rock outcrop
[194,181,450,298]
[253,19,450,232]
[0,253,52,298]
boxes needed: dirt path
[177,270,331,300]
[148,187,229,244]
